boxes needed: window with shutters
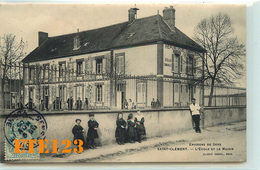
[59,62,66,77]
[115,53,125,75]
[76,60,83,76]
[96,58,103,74]
[172,53,180,73]
[96,84,103,102]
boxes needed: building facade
[22,6,206,110]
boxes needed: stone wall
[0,106,246,156]
[41,106,246,151]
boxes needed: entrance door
[116,83,126,109]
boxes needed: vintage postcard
[0,3,246,163]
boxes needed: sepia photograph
[0,3,246,163]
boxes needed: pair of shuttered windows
[172,53,196,75]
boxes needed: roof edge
[22,39,206,63]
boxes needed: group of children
[72,113,99,149]
[72,111,146,150]
[115,111,146,144]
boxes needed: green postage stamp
[4,108,47,160]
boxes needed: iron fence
[0,61,246,110]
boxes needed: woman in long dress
[135,110,146,143]
[126,113,136,143]
[86,113,99,149]
[115,113,126,145]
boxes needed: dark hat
[128,113,133,120]
[89,113,94,117]
[75,119,81,122]
[191,98,196,100]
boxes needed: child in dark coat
[72,119,85,148]
[126,113,136,143]
[86,113,99,149]
[115,113,126,145]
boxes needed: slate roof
[22,14,206,63]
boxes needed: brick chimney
[128,7,139,23]
[163,6,175,30]
[38,31,48,46]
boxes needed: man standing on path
[189,98,203,133]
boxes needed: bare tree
[0,34,26,109]
[194,13,245,106]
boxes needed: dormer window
[73,36,80,50]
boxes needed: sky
[0,3,246,87]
